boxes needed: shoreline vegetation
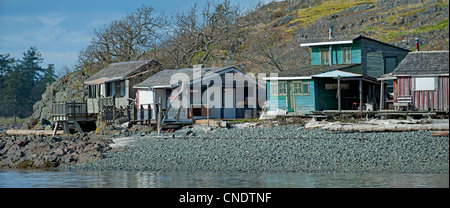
[0,118,448,174]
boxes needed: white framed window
[414,77,437,91]
[320,48,330,65]
[342,47,352,64]
[293,81,310,95]
[270,83,278,95]
[278,82,287,95]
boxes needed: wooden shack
[84,60,161,114]
[386,51,449,111]
[133,65,264,122]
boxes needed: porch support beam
[359,78,363,112]
[337,76,341,112]
[380,81,385,110]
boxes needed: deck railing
[51,102,88,120]
[98,96,114,109]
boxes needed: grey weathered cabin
[133,65,265,122]
[84,60,161,114]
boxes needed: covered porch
[313,70,383,112]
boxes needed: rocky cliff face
[27,70,86,129]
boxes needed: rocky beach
[61,122,449,174]
[0,134,112,169]
[1,120,448,174]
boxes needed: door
[223,88,236,119]
[384,57,397,93]
[287,82,295,112]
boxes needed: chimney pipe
[329,27,334,40]
[415,38,420,51]
[193,64,204,71]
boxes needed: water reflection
[0,170,448,188]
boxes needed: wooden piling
[140,105,144,125]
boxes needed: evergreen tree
[0,47,55,120]
[0,54,16,117]
[33,64,57,102]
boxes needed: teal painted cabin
[266,79,316,114]
[265,35,410,115]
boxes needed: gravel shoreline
[65,124,449,174]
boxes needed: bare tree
[244,27,287,72]
[77,5,167,72]
[163,0,243,68]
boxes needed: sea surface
[0,169,448,188]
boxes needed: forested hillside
[24,0,449,128]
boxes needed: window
[325,83,350,90]
[115,81,125,98]
[414,77,437,91]
[88,85,95,98]
[294,82,302,94]
[302,82,310,95]
[294,81,310,95]
[97,85,101,97]
[320,48,330,65]
[270,83,278,95]
[342,47,352,64]
[278,82,287,95]
[106,82,113,97]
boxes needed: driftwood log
[322,123,449,132]
[431,131,450,137]
[5,130,64,136]
[305,120,449,133]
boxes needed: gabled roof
[133,66,235,89]
[392,51,449,76]
[85,60,159,85]
[300,35,410,52]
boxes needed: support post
[73,121,84,134]
[337,76,341,112]
[157,97,162,134]
[147,104,151,126]
[62,121,70,134]
[359,78,363,112]
[52,121,59,137]
[207,87,210,127]
[133,105,137,121]
[140,105,144,125]
[380,81,385,110]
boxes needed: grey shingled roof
[277,64,362,77]
[134,66,234,88]
[392,51,449,75]
[86,60,158,82]
[300,35,410,52]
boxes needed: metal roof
[312,70,362,78]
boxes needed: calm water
[0,170,448,188]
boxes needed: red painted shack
[391,51,449,111]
